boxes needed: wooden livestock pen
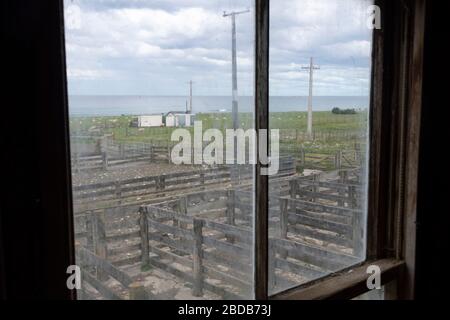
[72,138,364,173]
[71,157,296,212]
[73,168,365,299]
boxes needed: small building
[131,115,164,128]
[165,112,195,128]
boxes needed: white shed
[165,112,194,128]
[136,115,164,128]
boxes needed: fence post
[312,174,320,203]
[129,281,149,300]
[289,180,298,199]
[334,150,342,169]
[352,208,364,258]
[85,211,94,251]
[119,143,125,159]
[167,143,171,164]
[179,197,188,229]
[279,198,289,259]
[200,172,206,200]
[337,171,348,207]
[74,153,80,173]
[101,152,109,171]
[299,148,306,166]
[160,175,166,191]
[349,186,358,209]
[279,198,288,239]
[354,143,361,163]
[226,190,236,243]
[268,241,277,290]
[192,219,204,297]
[139,207,150,271]
[115,182,122,205]
[149,145,154,163]
[93,209,108,281]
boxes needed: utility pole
[302,57,320,139]
[223,9,249,184]
[187,80,193,114]
[223,9,250,130]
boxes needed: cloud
[64,0,373,96]
[67,68,114,80]
[322,40,372,59]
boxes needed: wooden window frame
[253,0,426,300]
[0,0,424,300]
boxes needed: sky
[64,0,374,96]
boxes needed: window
[66,0,256,300]
[61,0,421,300]
[268,0,373,295]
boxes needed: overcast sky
[64,0,373,96]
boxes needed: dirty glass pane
[64,0,255,300]
[268,0,374,295]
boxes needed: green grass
[69,111,368,152]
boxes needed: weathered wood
[275,257,326,280]
[279,198,289,239]
[279,198,289,259]
[128,282,149,300]
[296,179,364,194]
[101,152,108,171]
[192,219,204,297]
[106,231,140,242]
[268,242,277,291]
[85,211,94,250]
[147,219,193,240]
[203,251,252,275]
[348,186,358,209]
[204,265,252,292]
[150,245,192,268]
[226,190,236,243]
[289,180,298,199]
[288,212,352,236]
[139,208,150,269]
[82,271,121,300]
[92,210,108,281]
[108,243,141,256]
[115,182,122,205]
[148,233,193,254]
[287,198,357,217]
[76,247,133,287]
[179,197,188,229]
[271,259,405,300]
[203,236,250,258]
[272,238,359,271]
[287,224,352,248]
[203,220,252,244]
[335,150,342,169]
[352,208,364,258]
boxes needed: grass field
[70,111,368,146]
[70,111,368,172]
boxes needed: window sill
[270,259,405,300]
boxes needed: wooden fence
[76,246,149,300]
[74,168,365,299]
[280,146,364,171]
[72,157,296,212]
[72,138,364,173]
[279,129,366,142]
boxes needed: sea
[68,95,370,117]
